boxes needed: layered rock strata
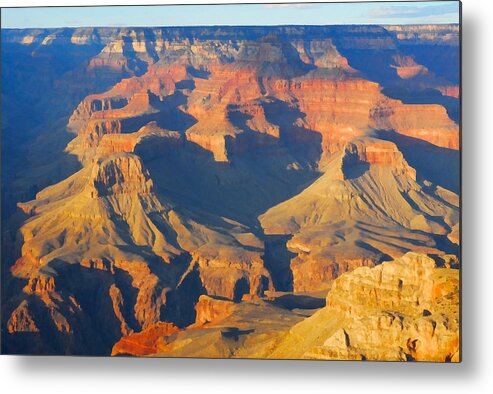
[268,253,460,362]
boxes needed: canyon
[1,24,460,360]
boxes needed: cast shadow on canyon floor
[143,108,322,228]
[375,130,460,194]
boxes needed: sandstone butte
[1,25,460,359]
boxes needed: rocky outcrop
[384,24,459,46]
[111,322,180,356]
[341,137,416,180]
[7,273,75,341]
[194,295,237,325]
[86,29,161,75]
[326,253,438,314]
[90,153,154,197]
[314,253,459,361]
[22,274,57,297]
[260,136,458,292]
[292,38,352,69]
[289,253,378,293]
[448,223,460,245]
[7,301,39,333]
[269,253,459,362]
[269,76,458,154]
[108,284,132,336]
[370,100,459,149]
[186,251,272,302]
[391,55,428,79]
[437,85,460,98]
[96,122,182,158]
[114,260,168,329]
[186,131,230,162]
[6,258,175,355]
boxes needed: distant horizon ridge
[1,22,460,30]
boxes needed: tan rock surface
[268,253,460,362]
[260,137,458,291]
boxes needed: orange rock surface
[7,301,39,333]
[111,322,180,356]
[194,295,237,325]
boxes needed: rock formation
[267,253,459,362]
[111,322,180,356]
[260,136,458,292]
